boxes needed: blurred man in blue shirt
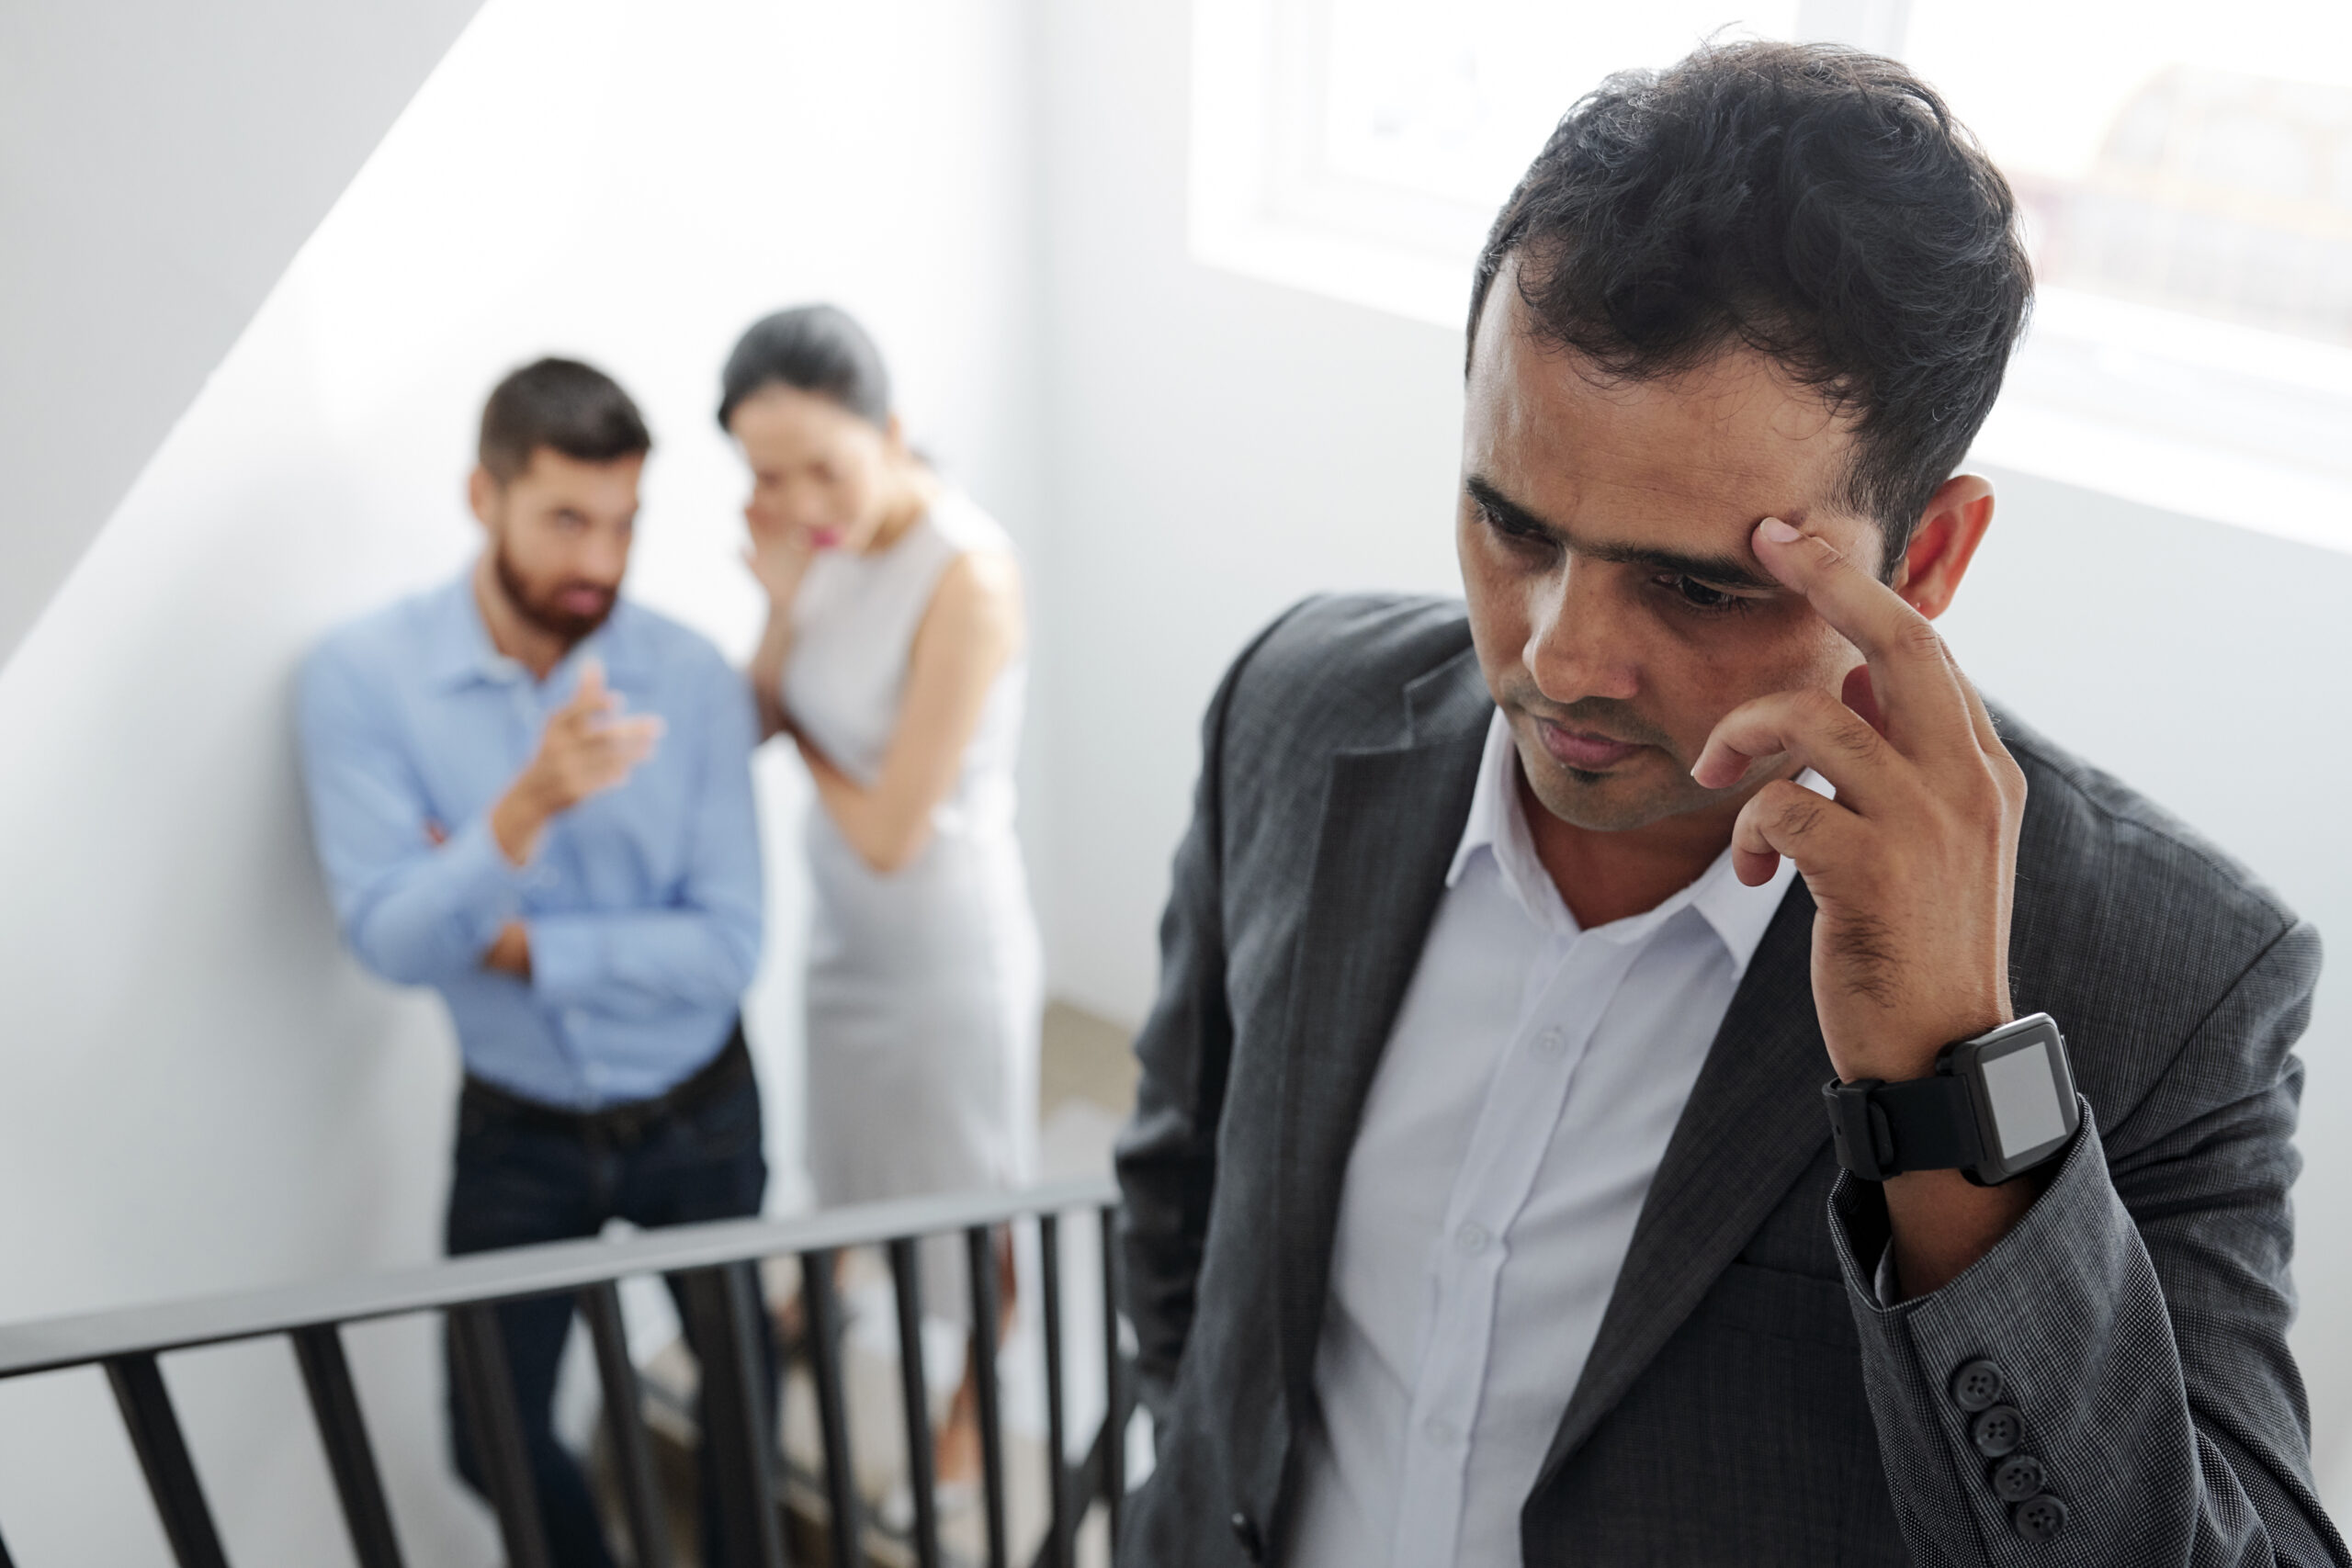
[299,358,765,1567]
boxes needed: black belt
[461,1022,752,1149]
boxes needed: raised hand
[741,502,819,610]
[1690,517,2026,1089]
[490,658,665,865]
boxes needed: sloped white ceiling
[0,0,487,667]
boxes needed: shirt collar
[1446,707,1819,976]
[423,570,643,692]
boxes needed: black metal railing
[0,1177,1129,1568]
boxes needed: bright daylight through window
[1192,0,2352,547]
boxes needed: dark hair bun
[718,304,892,431]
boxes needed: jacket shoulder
[1998,708,2315,1126]
[1221,592,1476,749]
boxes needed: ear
[883,412,908,455]
[1891,473,1995,621]
[467,466,501,530]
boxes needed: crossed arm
[296,649,761,1016]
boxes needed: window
[1192,0,2352,547]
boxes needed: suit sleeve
[1114,615,1293,1421]
[1831,919,2346,1566]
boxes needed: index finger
[1750,517,1972,758]
[565,658,611,712]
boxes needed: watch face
[1980,1034,2070,1160]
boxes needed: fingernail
[1758,517,1802,544]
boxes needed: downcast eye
[1668,574,1738,610]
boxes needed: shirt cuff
[440,813,532,953]
[528,914,605,1007]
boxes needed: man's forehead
[1466,280,1871,555]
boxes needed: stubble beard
[1503,689,1718,835]
[492,541,616,644]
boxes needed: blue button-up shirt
[297,574,763,1109]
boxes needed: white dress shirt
[1287,711,1808,1568]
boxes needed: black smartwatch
[1824,1013,2079,1186]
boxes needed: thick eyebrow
[1464,474,1780,592]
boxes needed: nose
[581,529,631,585]
[1524,558,1641,705]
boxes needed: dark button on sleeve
[2013,1494,2069,1543]
[1230,1510,1264,1562]
[1971,1404,2025,1458]
[1991,1453,2045,1503]
[1950,1358,2005,1412]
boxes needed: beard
[1500,683,1721,834]
[493,543,616,643]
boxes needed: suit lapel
[1272,650,1488,1414]
[1535,879,1832,1482]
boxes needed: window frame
[1189,0,2352,549]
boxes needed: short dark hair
[1468,41,2032,559]
[478,357,651,483]
[718,304,891,431]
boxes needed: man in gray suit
[1114,41,2344,1567]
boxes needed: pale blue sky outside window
[1191,0,2352,548]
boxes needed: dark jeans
[445,1045,774,1568]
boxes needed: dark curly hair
[1468,40,2031,563]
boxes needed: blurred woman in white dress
[726,304,1039,1483]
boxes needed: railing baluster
[0,1179,1119,1564]
[886,1238,943,1568]
[579,1283,672,1568]
[1038,1214,1073,1568]
[104,1353,230,1568]
[447,1305,552,1568]
[678,1264,785,1568]
[966,1225,1010,1568]
[801,1249,861,1568]
[290,1325,404,1568]
[1099,1203,1125,1563]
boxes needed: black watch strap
[1823,1073,1984,1181]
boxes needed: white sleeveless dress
[784,492,1041,1275]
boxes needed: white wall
[0,0,486,670]
[1031,0,2352,1510]
[0,1,1046,1562]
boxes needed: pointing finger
[1750,519,1973,761]
[568,657,611,713]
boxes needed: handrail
[0,1176,1116,1380]
[0,1174,1131,1568]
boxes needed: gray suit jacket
[1114,594,2343,1566]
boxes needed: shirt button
[1455,1223,1489,1255]
[1533,1027,1567,1056]
[1423,1417,1460,1448]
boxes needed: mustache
[1502,685,1677,751]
